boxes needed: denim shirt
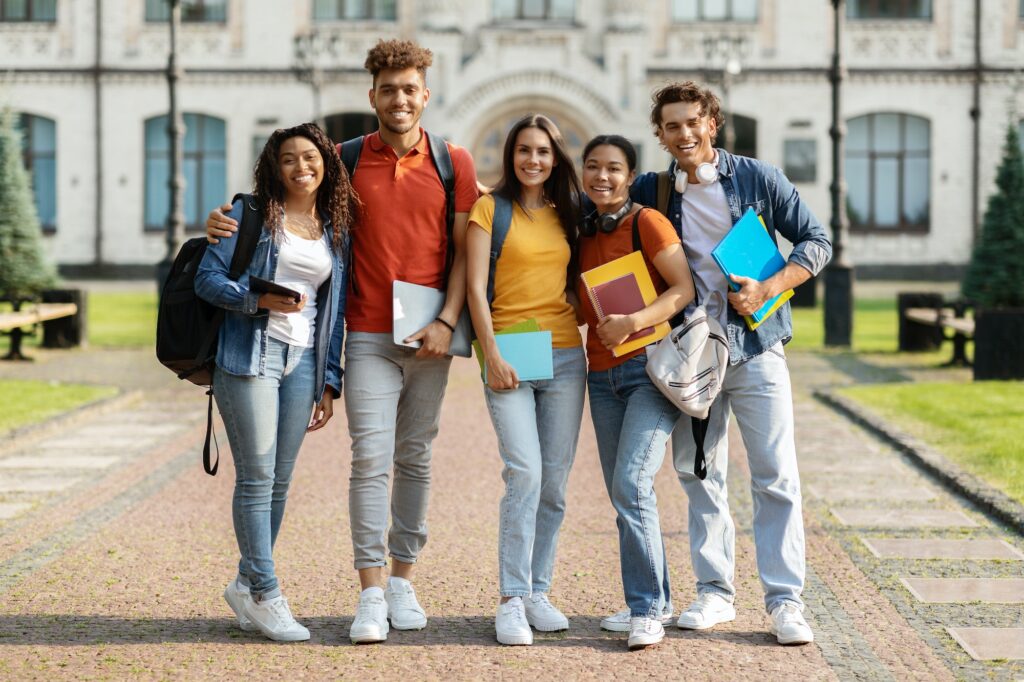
[631,149,832,364]
[194,198,348,401]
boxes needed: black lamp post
[825,0,854,347]
[155,0,185,292]
[702,35,746,153]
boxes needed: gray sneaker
[600,605,673,632]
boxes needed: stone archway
[467,103,594,187]
[323,112,377,145]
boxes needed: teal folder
[482,331,553,382]
[710,208,794,330]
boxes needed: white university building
[2,0,1023,278]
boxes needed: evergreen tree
[0,107,57,304]
[963,124,1024,308]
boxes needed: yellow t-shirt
[468,194,581,348]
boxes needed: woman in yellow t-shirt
[465,114,585,647]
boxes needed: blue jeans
[588,353,678,618]
[484,347,586,597]
[214,337,315,600]
[673,342,805,612]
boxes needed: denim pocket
[767,343,786,360]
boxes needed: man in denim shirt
[631,82,832,645]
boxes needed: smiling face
[511,126,556,196]
[657,100,718,179]
[278,135,324,200]
[369,67,429,136]
[582,144,635,214]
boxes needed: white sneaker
[627,616,665,650]
[600,605,673,632]
[769,602,814,645]
[495,597,533,646]
[676,592,736,630]
[350,587,389,644]
[385,577,427,630]
[223,578,257,632]
[241,594,310,642]
[523,593,568,632]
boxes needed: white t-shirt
[678,181,732,329]
[266,230,333,348]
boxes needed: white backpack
[645,292,729,420]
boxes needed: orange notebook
[580,250,670,357]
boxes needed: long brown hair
[252,123,358,252]
[492,114,581,251]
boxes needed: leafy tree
[963,124,1024,308]
[0,107,57,305]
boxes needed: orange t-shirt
[344,130,479,333]
[576,208,682,372]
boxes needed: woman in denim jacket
[195,123,355,642]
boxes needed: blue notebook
[482,331,554,382]
[711,208,794,331]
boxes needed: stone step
[809,481,937,502]
[901,577,1024,603]
[947,628,1024,661]
[861,537,1024,560]
[831,507,978,528]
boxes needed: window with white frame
[845,113,930,231]
[145,0,226,22]
[847,0,931,19]
[0,0,56,21]
[672,0,757,22]
[493,0,575,21]
[17,114,56,233]
[313,0,396,20]
[145,114,226,231]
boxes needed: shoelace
[776,603,801,624]
[530,595,560,616]
[357,596,385,619]
[391,587,423,611]
[267,598,296,626]
[504,602,527,624]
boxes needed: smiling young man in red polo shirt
[205,39,479,644]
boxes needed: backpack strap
[425,131,457,283]
[630,208,645,254]
[201,192,262,477]
[487,195,514,305]
[690,415,709,480]
[340,136,364,180]
[655,170,672,218]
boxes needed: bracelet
[434,316,455,332]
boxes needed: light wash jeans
[344,332,452,569]
[484,347,586,597]
[672,342,805,613]
[588,353,678,618]
[214,336,315,601]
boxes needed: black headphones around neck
[581,198,634,237]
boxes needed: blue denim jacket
[194,198,348,401]
[631,149,832,363]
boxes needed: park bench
[902,301,974,367]
[0,302,78,361]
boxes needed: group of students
[195,38,832,651]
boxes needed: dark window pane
[313,0,337,20]
[845,156,870,225]
[32,157,56,227]
[521,0,545,19]
[733,0,757,20]
[847,116,869,152]
[904,115,929,152]
[783,139,816,183]
[145,157,170,227]
[550,0,574,19]
[493,0,516,19]
[30,115,55,153]
[374,0,396,19]
[145,0,169,21]
[673,0,698,21]
[344,0,367,19]
[702,0,727,20]
[873,157,899,225]
[903,156,929,224]
[183,157,199,227]
[873,113,901,153]
[4,0,27,20]
[34,0,56,20]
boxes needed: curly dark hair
[493,114,582,253]
[650,81,725,144]
[252,123,358,252]
[364,39,433,86]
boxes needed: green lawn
[1,290,157,351]
[838,381,1024,505]
[0,379,118,435]
[789,298,898,352]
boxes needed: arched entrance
[720,113,757,159]
[324,112,377,145]
[469,106,592,188]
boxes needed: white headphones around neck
[675,154,720,194]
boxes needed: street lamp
[702,35,746,153]
[156,0,185,292]
[824,0,854,346]
[294,28,339,129]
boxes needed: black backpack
[340,132,455,294]
[155,193,262,474]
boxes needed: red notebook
[590,273,655,343]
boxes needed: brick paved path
[0,348,1019,680]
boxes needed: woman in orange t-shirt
[576,135,694,650]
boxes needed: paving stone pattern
[0,348,1020,679]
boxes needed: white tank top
[266,230,332,348]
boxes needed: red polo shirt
[344,129,479,333]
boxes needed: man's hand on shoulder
[206,203,237,244]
